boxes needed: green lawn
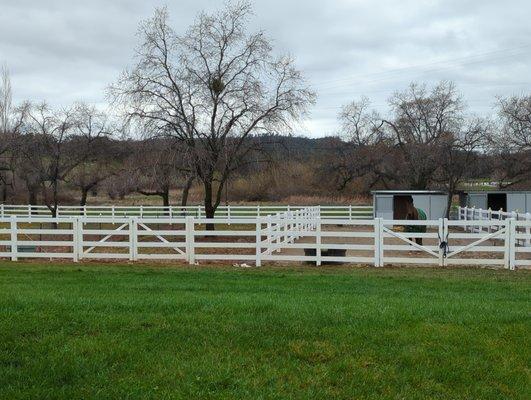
[0,263,529,399]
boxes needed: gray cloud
[1,0,530,136]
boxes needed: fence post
[77,218,84,261]
[316,215,321,266]
[526,213,531,247]
[186,216,195,264]
[438,218,445,267]
[10,216,17,261]
[266,215,272,256]
[379,218,385,266]
[504,218,513,269]
[255,218,262,267]
[374,218,380,267]
[276,215,281,252]
[129,217,137,261]
[72,218,79,262]
[509,218,516,270]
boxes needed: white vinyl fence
[0,204,373,220]
[1,206,529,269]
[458,206,531,247]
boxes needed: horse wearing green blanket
[404,199,427,245]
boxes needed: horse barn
[461,190,531,213]
[372,190,449,220]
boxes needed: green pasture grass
[0,263,529,399]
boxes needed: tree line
[0,1,529,221]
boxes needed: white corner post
[266,215,273,256]
[185,216,195,264]
[374,218,383,267]
[129,217,138,261]
[504,218,516,270]
[77,218,84,261]
[315,213,321,266]
[438,218,445,267]
[509,218,516,271]
[255,218,262,267]
[10,215,17,261]
[526,213,531,247]
[72,218,79,262]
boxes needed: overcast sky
[1,0,530,137]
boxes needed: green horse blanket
[405,208,427,233]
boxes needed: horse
[404,197,427,245]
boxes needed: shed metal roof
[371,190,448,195]
[464,190,531,194]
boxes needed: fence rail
[0,204,373,220]
[1,206,529,269]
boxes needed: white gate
[380,219,444,266]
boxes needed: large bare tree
[0,66,25,201]
[19,102,110,215]
[381,82,465,189]
[111,1,314,226]
[328,98,397,192]
[498,95,531,150]
[488,94,531,188]
[434,118,491,215]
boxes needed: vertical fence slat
[316,216,321,266]
[10,216,17,261]
[186,216,195,264]
[438,218,444,267]
[255,218,262,267]
[509,218,516,270]
[72,218,79,262]
[374,218,380,267]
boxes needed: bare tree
[327,98,397,192]
[0,67,25,202]
[486,95,531,188]
[111,2,315,227]
[381,82,464,189]
[19,102,110,215]
[434,118,491,216]
[498,95,531,150]
[66,138,119,206]
[130,138,193,208]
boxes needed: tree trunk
[181,176,193,207]
[204,180,216,231]
[1,183,7,202]
[446,182,457,219]
[28,186,37,206]
[80,187,89,207]
[162,189,170,207]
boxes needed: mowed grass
[0,263,529,400]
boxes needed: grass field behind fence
[0,263,529,399]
